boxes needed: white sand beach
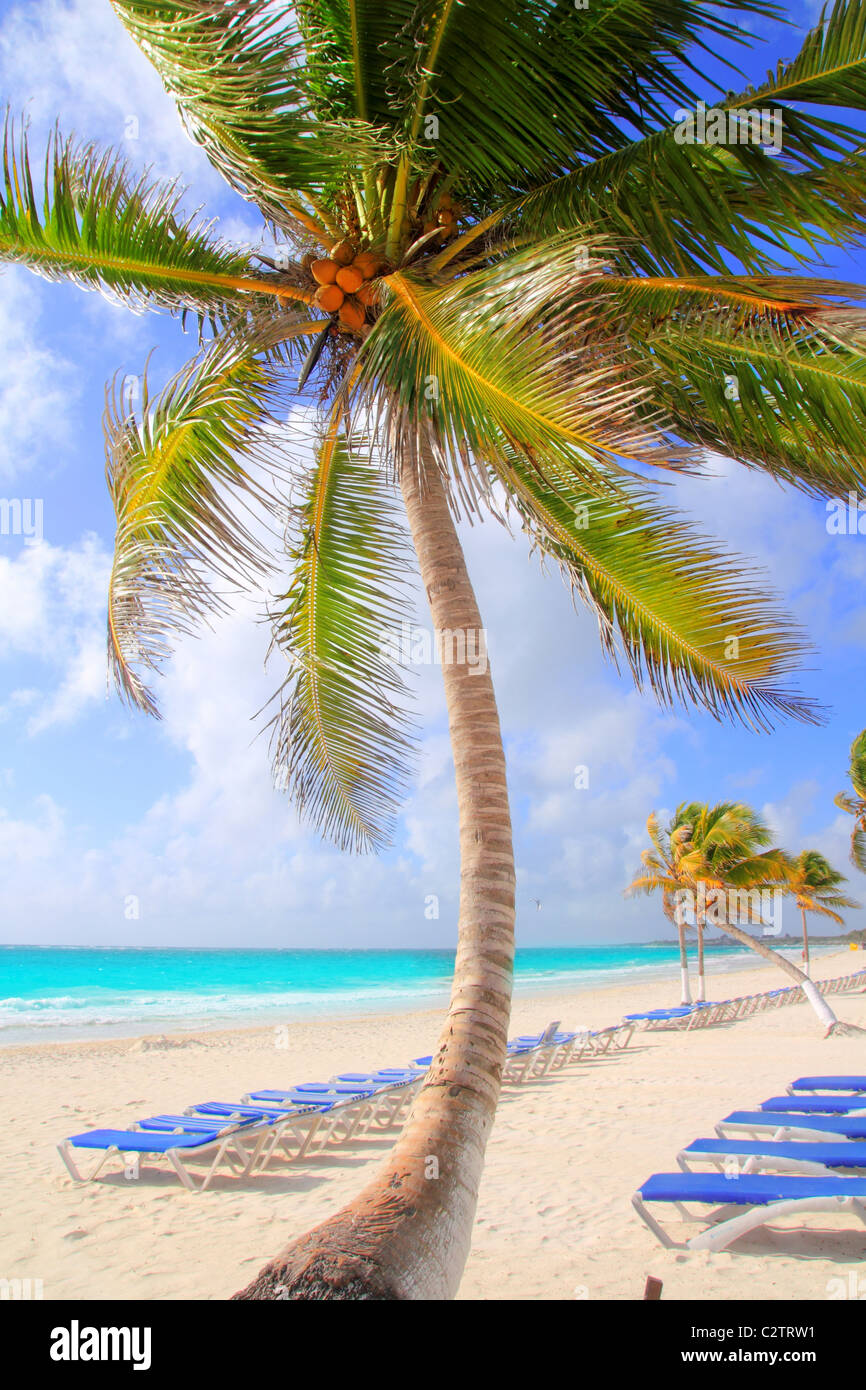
[1,948,864,1302]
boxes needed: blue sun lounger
[185,1099,337,1170]
[244,1080,410,1142]
[57,1117,260,1191]
[717,1111,866,1141]
[677,1137,866,1176]
[331,1069,423,1084]
[624,1006,694,1023]
[761,1095,866,1115]
[788,1076,866,1095]
[632,1171,866,1251]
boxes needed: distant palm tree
[835,731,866,873]
[632,813,694,1003]
[784,850,859,975]
[5,0,866,1298]
[629,802,847,1031]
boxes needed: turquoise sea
[0,941,810,1045]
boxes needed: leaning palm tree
[5,0,866,1297]
[630,802,852,1032]
[631,813,695,1003]
[671,800,779,1003]
[835,730,866,873]
[784,850,859,975]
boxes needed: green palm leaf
[787,849,860,919]
[268,419,416,852]
[0,116,313,319]
[497,458,820,730]
[384,0,775,194]
[852,826,866,874]
[106,321,316,716]
[849,729,866,797]
[361,238,681,503]
[514,0,866,277]
[644,313,866,497]
[745,0,866,108]
[110,0,395,228]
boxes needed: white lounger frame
[57,1127,258,1193]
[632,1187,866,1252]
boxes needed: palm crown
[835,730,866,872]
[4,0,866,858]
[786,849,859,922]
[629,800,790,910]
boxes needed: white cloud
[0,0,223,192]
[0,269,76,481]
[0,534,110,730]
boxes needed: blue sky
[1,0,865,948]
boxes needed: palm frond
[852,826,866,873]
[849,728,866,797]
[361,238,684,510]
[106,321,313,716]
[0,115,314,319]
[644,311,866,498]
[381,0,778,196]
[110,1,396,226]
[514,0,866,277]
[499,460,820,730]
[268,417,416,852]
[745,0,866,110]
[720,847,790,887]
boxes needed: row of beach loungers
[624,966,866,1031]
[58,1018,633,1192]
[58,968,864,1199]
[633,1075,866,1251]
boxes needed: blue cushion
[790,1076,866,1093]
[66,1129,218,1153]
[684,1138,866,1169]
[195,1099,325,1117]
[639,1171,866,1204]
[762,1095,866,1114]
[723,1111,866,1139]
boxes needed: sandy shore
[1,948,864,1301]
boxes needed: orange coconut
[352,251,383,279]
[335,264,364,294]
[330,239,356,265]
[355,281,378,307]
[311,258,338,285]
[315,283,345,312]
[338,297,366,332]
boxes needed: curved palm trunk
[696,916,706,1002]
[713,920,842,1033]
[233,448,516,1300]
[676,920,692,1004]
[800,905,811,976]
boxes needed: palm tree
[784,850,859,975]
[630,802,851,1031]
[630,813,694,1003]
[835,730,866,873]
[5,0,866,1297]
[672,800,784,1004]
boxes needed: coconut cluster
[306,240,387,335]
[419,192,462,244]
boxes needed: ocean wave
[0,980,453,1032]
